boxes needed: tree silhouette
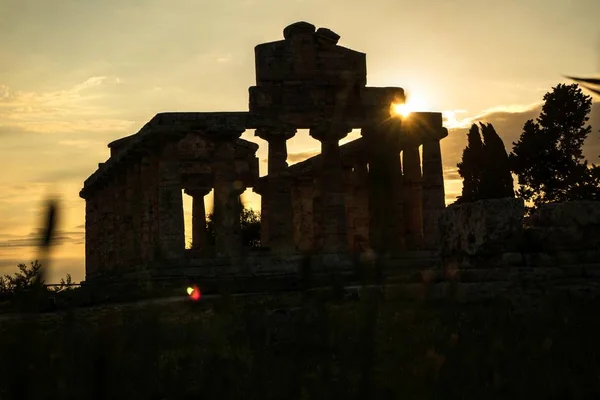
[456,124,485,203]
[0,260,45,295]
[479,123,515,199]
[455,123,513,203]
[566,76,600,97]
[206,207,262,248]
[509,83,600,209]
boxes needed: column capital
[255,127,296,141]
[184,187,212,197]
[309,123,352,142]
[231,180,246,196]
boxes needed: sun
[391,102,411,118]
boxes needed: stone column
[101,183,115,274]
[362,122,403,255]
[123,165,136,269]
[259,184,270,247]
[210,130,244,258]
[422,138,446,249]
[393,153,406,251]
[291,178,315,253]
[187,187,211,254]
[352,162,370,251]
[130,162,143,268]
[344,166,357,250]
[157,141,185,263]
[84,195,99,278]
[139,154,157,263]
[112,173,125,270]
[309,124,351,253]
[255,127,296,253]
[403,145,423,250]
[312,193,323,251]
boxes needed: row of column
[257,124,355,254]
[155,133,249,261]
[258,123,446,256]
[86,130,254,277]
[84,125,445,277]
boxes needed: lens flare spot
[187,285,201,301]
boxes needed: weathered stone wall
[439,198,600,270]
[439,198,525,260]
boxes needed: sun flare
[391,103,411,118]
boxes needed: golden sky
[1,0,600,283]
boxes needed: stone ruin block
[439,198,525,259]
[523,201,600,252]
[528,201,600,227]
[254,22,367,87]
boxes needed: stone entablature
[80,21,450,282]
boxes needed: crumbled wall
[439,199,600,269]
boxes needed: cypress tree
[480,123,515,199]
[456,124,485,203]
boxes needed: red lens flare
[186,285,201,301]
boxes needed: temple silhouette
[79,22,448,283]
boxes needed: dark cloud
[443,167,461,181]
[0,229,85,248]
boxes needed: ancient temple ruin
[79,22,448,282]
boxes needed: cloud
[0,76,135,134]
[287,150,320,164]
[71,76,110,92]
[0,229,85,249]
[58,139,103,149]
[443,101,600,167]
[259,150,322,167]
[443,167,461,181]
[216,55,232,63]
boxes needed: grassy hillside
[1,287,600,399]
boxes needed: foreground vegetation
[2,285,600,399]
